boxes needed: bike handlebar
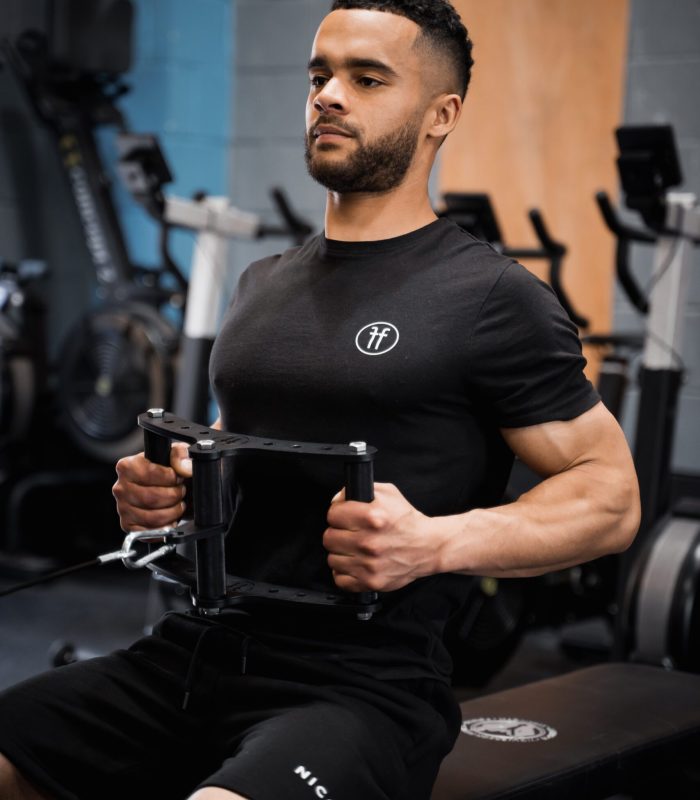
[595,191,652,315]
[527,209,590,330]
[258,187,314,245]
[502,208,590,330]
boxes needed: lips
[313,125,353,139]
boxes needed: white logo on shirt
[355,322,399,356]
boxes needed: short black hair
[329,0,474,99]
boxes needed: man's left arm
[324,401,641,592]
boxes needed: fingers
[327,551,385,593]
[324,524,384,592]
[112,451,187,532]
[324,484,422,593]
[326,500,387,533]
[117,450,183,486]
[170,441,192,479]
[330,568,369,594]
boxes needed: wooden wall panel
[441,0,630,381]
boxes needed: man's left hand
[324,483,436,593]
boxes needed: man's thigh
[0,645,214,800]
[196,696,418,800]
[0,615,457,800]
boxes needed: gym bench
[432,662,700,799]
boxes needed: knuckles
[326,503,389,531]
[365,507,388,530]
[358,535,383,560]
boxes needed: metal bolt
[197,439,216,451]
[147,408,165,418]
[349,441,367,454]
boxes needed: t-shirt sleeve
[467,260,600,428]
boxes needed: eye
[358,76,382,88]
[309,75,328,88]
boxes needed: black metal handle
[344,456,377,612]
[257,187,314,246]
[345,459,374,503]
[528,208,590,330]
[142,415,226,607]
[595,191,651,314]
[595,190,656,245]
[138,412,380,618]
[144,425,171,466]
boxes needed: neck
[323,171,437,242]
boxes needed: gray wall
[616,0,700,474]
[227,0,328,285]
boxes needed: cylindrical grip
[144,429,171,466]
[192,455,226,605]
[344,459,377,615]
[345,460,374,503]
[193,458,223,528]
[196,536,226,603]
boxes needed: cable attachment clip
[98,526,181,570]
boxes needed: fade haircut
[329,0,474,99]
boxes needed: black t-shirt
[209,217,599,682]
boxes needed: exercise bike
[0,24,187,466]
[0,259,48,462]
[111,132,313,427]
[1,18,313,465]
[56,131,313,462]
[596,125,700,673]
[531,125,700,672]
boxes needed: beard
[305,115,422,194]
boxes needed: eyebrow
[307,55,400,80]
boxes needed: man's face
[304,9,428,194]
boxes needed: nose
[313,77,348,115]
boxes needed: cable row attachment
[98,527,180,570]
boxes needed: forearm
[430,460,640,579]
[325,405,641,593]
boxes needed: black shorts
[0,611,460,800]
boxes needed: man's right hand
[112,442,193,532]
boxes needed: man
[0,2,640,798]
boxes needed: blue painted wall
[99,0,235,278]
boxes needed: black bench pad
[432,662,700,799]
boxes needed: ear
[426,94,462,140]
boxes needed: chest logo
[355,322,399,356]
